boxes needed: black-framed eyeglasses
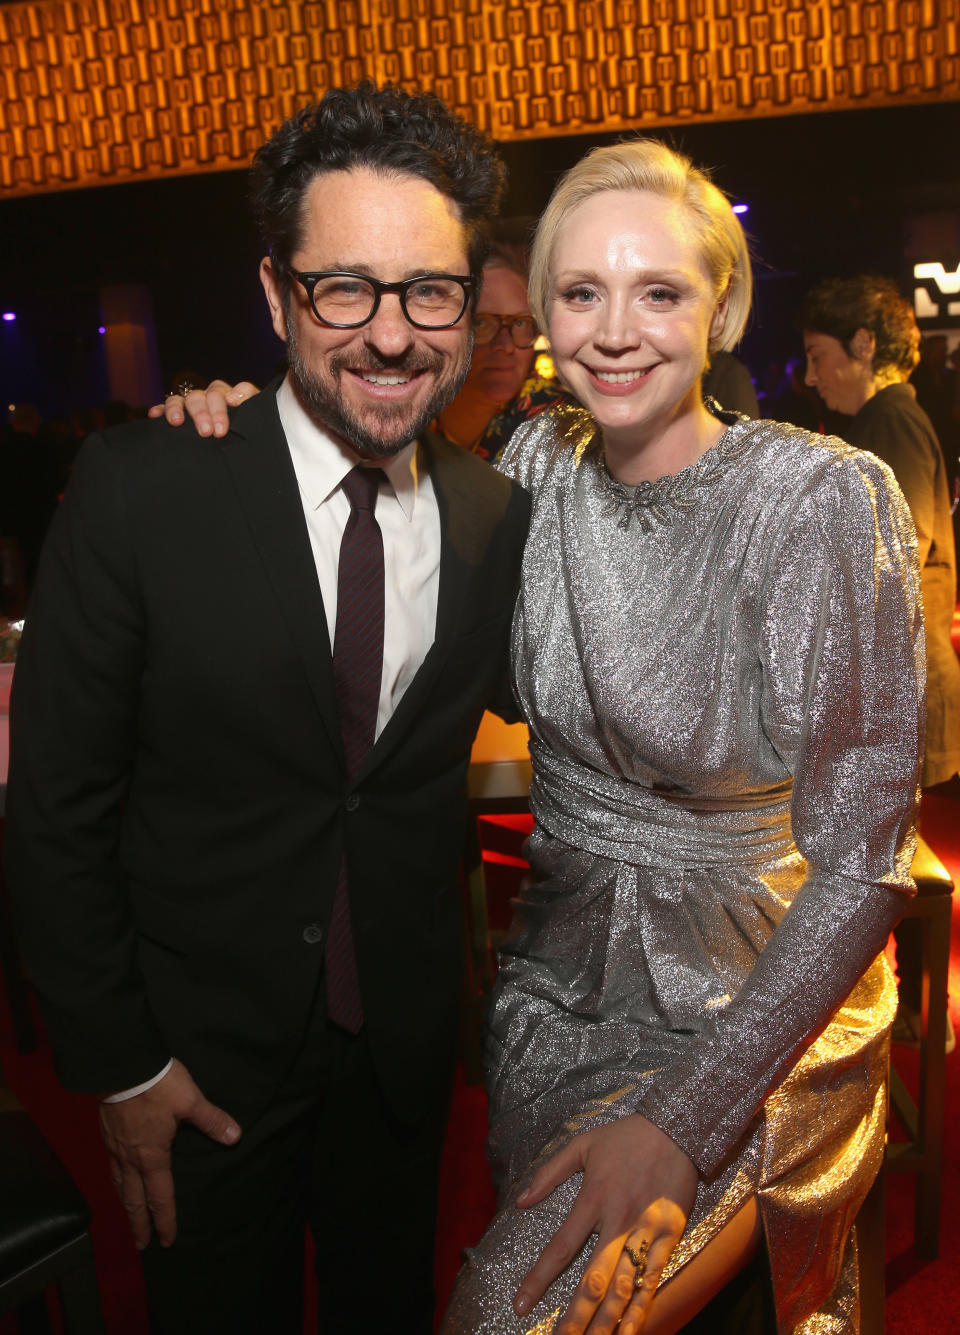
[473,312,538,348]
[291,270,474,330]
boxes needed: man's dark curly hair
[797,275,920,377]
[251,83,507,294]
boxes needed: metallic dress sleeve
[635,450,925,1177]
[496,404,596,497]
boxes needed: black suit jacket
[4,386,530,1125]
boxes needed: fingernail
[223,1123,240,1143]
[516,1187,530,1205]
[214,422,226,437]
[514,1293,531,1316]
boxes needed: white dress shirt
[277,374,441,737]
[103,374,442,1103]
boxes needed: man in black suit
[5,85,529,1334]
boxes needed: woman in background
[801,275,959,1053]
[800,275,959,791]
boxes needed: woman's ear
[709,282,731,347]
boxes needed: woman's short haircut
[797,275,921,378]
[527,137,752,354]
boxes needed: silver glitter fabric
[441,405,924,1335]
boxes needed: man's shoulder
[91,414,221,465]
[82,386,283,476]
[66,407,262,519]
[422,430,526,508]
[421,431,530,566]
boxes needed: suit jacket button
[302,923,323,945]
[345,794,360,812]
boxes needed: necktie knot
[341,465,382,513]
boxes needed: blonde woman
[441,140,922,1335]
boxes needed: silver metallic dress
[442,406,924,1335]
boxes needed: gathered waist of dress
[529,741,796,868]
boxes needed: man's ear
[260,258,289,344]
[850,326,876,366]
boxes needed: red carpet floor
[2,791,959,1333]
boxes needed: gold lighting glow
[1,0,958,198]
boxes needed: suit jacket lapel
[219,384,343,762]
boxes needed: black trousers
[142,1000,449,1335]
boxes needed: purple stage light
[732,204,749,215]
[98,325,106,334]
[1,312,15,322]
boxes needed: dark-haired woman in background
[801,275,959,791]
[801,275,960,1049]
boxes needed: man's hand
[513,1114,697,1335]
[99,1058,241,1250]
[146,380,260,437]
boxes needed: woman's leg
[644,1198,765,1335]
[443,1169,765,1335]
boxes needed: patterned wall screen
[1,0,958,198]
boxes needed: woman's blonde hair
[528,138,752,354]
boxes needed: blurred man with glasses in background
[432,247,574,460]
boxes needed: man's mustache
[329,350,445,376]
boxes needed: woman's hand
[147,380,260,437]
[513,1114,697,1335]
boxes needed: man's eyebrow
[299,263,462,280]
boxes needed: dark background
[1,99,958,417]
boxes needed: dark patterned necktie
[325,465,385,1032]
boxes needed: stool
[0,1084,105,1333]
[886,834,953,1258]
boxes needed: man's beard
[286,317,473,458]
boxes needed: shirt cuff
[101,1059,174,1103]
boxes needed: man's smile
[355,371,417,386]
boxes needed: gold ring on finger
[624,1239,649,1286]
